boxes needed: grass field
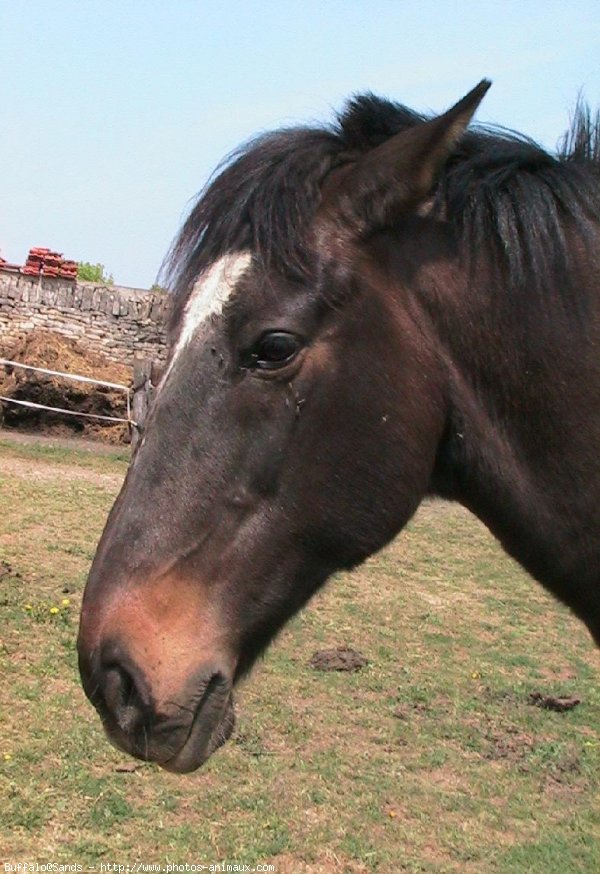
[1,434,599,872]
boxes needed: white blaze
[176,251,252,356]
[163,251,252,382]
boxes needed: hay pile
[0,331,132,443]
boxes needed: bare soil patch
[0,454,124,488]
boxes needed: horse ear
[337,79,491,229]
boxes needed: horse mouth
[97,674,237,774]
[159,690,236,774]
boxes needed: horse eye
[245,331,302,370]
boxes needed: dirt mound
[309,647,369,672]
[0,331,132,443]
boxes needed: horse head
[77,83,490,771]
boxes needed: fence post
[131,357,154,450]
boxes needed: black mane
[163,93,600,327]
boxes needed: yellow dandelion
[49,606,59,615]
[471,671,481,679]
[61,598,70,607]
[24,604,32,611]
[3,753,12,761]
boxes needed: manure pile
[0,331,132,443]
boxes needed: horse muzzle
[78,640,235,773]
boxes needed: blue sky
[2,1,599,288]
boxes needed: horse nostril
[97,648,150,736]
[104,665,130,709]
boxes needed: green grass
[1,436,599,872]
[0,435,129,469]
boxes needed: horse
[77,80,600,773]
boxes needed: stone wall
[0,272,169,365]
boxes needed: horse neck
[422,230,600,640]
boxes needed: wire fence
[0,358,136,426]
